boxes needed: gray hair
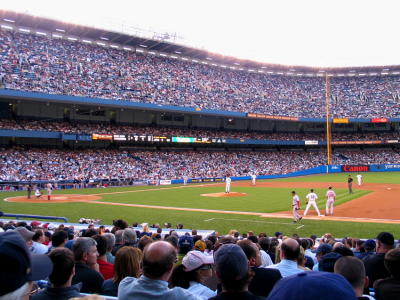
[123,228,137,243]
[72,237,97,261]
[114,230,124,244]
[103,233,116,252]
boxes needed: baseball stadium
[0,3,400,299]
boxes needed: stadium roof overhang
[1,10,400,77]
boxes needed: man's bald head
[143,241,177,279]
[281,238,300,261]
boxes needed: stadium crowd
[1,29,400,118]
[1,119,400,142]
[0,219,398,299]
[1,148,398,182]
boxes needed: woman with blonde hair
[101,246,143,296]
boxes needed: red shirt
[97,259,114,280]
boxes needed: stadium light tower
[325,74,332,167]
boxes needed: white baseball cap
[182,250,214,272]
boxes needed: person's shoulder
[254,266,282,278]
[118,276,137,290]
[171,286,203,299]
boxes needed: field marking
[203,217,298,226]
[296,225,305,229]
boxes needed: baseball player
[304,189,321,217]
[291,191,302,222]
[325,186,336,216]
[225,176,231,193]
[183,175,189,185]
[356,174,363,186]
[347,175,353,194]
[251,174,257,186]
[27,183,32,199]
[46,182,53,201]
[35,187,42,198]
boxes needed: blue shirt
[267,259,305,277]
[118,275,202,300]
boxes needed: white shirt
[251,175,256,180]
[260,249,273,267]
[31,241,49,255]
[306,192,318,202]
[226,177,231,184]
[292,195,300,207]
[357,174,362,181]
[187,282,216,300]
[326,190,336,200]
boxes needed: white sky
[2,0,400,67]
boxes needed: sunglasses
[200,264,213,270]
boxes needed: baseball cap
[275,232,283,237]
[31,221,42,227]
[194,240,206,251]
[318,252,343,272]
[377,232,394,246]
[0,231,53,296]
[266,272,357,300]
[214,244,249,281]
[316,243,333,255]
[364,239,376,250]
[14,226,35,242]
[179,235,194,250]
[182,250,214,272]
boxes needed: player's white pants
[357,180,362,186]
[225,184,230,193]
[326,199,334,215]
[252,179,256,185]
[304,201,321,216]
[293,207,301,221]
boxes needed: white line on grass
[296,225,305,229]
[203,217,298,226]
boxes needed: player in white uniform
[183,175,189,185]
[46,183,53,201]
[356,174,363,186]
[35,187,41,198]
[291,191,302,222]
[325,186,336,216]
[225,176,231,193]
[304,189,321,217]
[251,174,257,186]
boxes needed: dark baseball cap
[319,252,343,272]
[316,243,333,255]
[214,244,249,281]
[364,239,376,250]
[0,231,53,296]
[377,232,394,246]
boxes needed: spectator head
[122,228,137,244]
[32,229,44,243]
[247,235,258,244]
[275,232,283,239]
[92,235,107,257]
[281,238,300,261]
[113,219,128,230]
[0,231,53,299]
[364,239,376,252]
[334,245,354,257]
[384,248,400,279]
[142,241,177,281]
[51,230,68,247]
[30,221,41,228]
[114,230,123,245]
[13,226,34,248]
[138,235,153,252]
[72,237,98,265]
[319,252,342,272]
[113,246,143,284]
[316,243,332,261]
[258,237,271,252]
[194,240,206,252]
[178,235,194,255]
[376,232,395,252]
[165,235,179,249]
[237,239,261,267]
[48,248,75,288]
[102,233,115,253]
[334,256,367,297]
[214,244,252,292]
[266,272,357,300]
[182,250,214,272]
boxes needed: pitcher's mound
[201,192,247,197]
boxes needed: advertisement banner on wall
[341,165,370,172]
[159,180,172,185]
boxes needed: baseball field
[2,172,400,238]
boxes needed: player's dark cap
[376,232,394,246]
[328,186,332,189]
[291,191,296,194]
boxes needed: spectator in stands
[111,230,124,256]
[31,229,49,255]
[113,228,138,255]
[258,237,274,267]
[102,232,116,264]
[210,244,264,300]
[267,238,304,277]
[266,271,357,300]
[118,241,200,299]
[170,250,216,299]
[31,248,81,300]
[356,240,376,260]
[312,243,333,271]
[102,246,143,297]
[178,234,194,261]
[364,232,395,288]
[92,235,114,280]
[71,237,104,294]
[334,256,374,300]
[13,226,34,249]
[0,231,53,300]
[48,230,68,252]
[237,239,282,297]
[374,248,400,300]
[138,235,153,252]
[318,252,343,272]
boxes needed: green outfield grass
[0,172,399,238]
